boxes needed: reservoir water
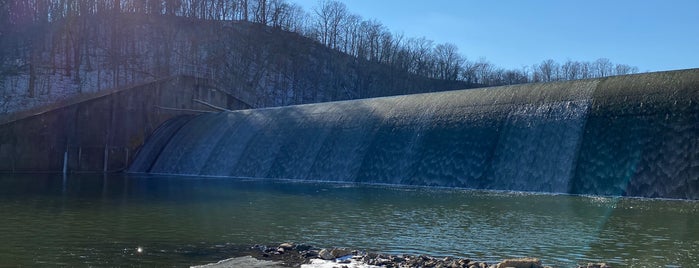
[1,173,698,267]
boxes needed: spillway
[129,69,699,199]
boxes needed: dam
[129,69,699,199]
[3,69,699,267]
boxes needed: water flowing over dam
[129,69,699,199]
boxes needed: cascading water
[129,69,699,199]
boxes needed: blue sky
[293,0,699,72]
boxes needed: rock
[392,256,406,263]
[374,257,392,266]
[302,250,319,258]
[196,243,609,268]
[190,256,285,268]
[278,243,294,250]
[330,248,353,258]
[318,248,334,260]
[584,263,612,268]
[496,257,543,268]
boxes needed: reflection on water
[0,174,698,267]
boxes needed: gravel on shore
[191,243,612,268]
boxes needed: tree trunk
[242,0,248,21]
[28,56,36,98]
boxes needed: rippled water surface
[1,174,698,267]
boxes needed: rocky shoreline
[191,243,611,268]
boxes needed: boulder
[330,248,353,258]
[190,256,285,268]
[496,257,543,268]
[278,243,294,250]
[318,249,334,260]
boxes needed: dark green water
[1,174,698,267]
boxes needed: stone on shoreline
[193,244,610,268]
[495,257,544,268]
[581,263,612,268]
[318,248,334,260]
[279,242,295,250]
[330,248,353,258]
[190,256,285,268]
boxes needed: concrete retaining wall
[0,76,249,173]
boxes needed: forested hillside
[0,0,637,115]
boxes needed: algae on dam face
[130,69,699,199]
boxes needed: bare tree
[433,43,462,80]
[250,0,268,25]
[614,63,638,75]
[341,13,360,56]
[312,0,348,50]
[579,61,592,79]
[594,58,613,77]
[267,0,284,28]
[282,3,306,32]
[534,59,560,82]
[463,58,494,85]
[561,59,580,80]
[407,37,433,77]
[500,68,529,85]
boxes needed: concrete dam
[129,69,699,199]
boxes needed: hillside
[0,13,469,115]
